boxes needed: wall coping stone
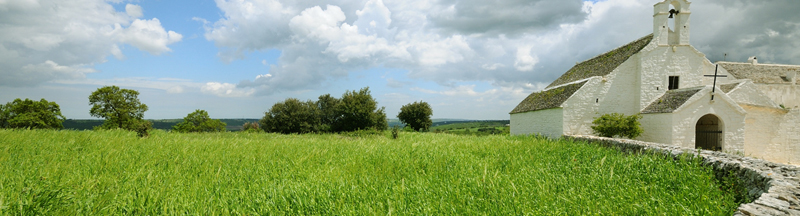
[565,135,800,216]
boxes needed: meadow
[0,129,742,215]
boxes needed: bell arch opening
[695,114,723,151]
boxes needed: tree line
[1,86,433,136]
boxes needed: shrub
[172,110,227,133]
[591,113,643,139]
[0,98,66,129]
[397,101,433,132]
[316,94,340,132]
[260,98,320,134]
[242,122,261,132]
[133,119,153,137]
[391,125,399,139]
[331,87,387,132]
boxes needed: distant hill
[63,119,260,131]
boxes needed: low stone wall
[566,135,800,215]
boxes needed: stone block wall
[567,135,800,215]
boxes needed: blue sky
[1,0,798,120]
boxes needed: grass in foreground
[0,129,741,215]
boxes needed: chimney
[748,56,758,65]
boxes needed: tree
[88,86,149,130]
[591,113,643,139]
[397,101,433,131]
[332,87,387,132]
[260,98,320,134]
[316,94,340,132]
[172,110,227,132]
[0,98,66,129]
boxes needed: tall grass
[0,129,740,214]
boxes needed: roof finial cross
[704,64,728,100]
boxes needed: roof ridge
[718,61,800,67]
[545,34,654,88]
[577,34,655,66]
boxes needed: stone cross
[704,64,727,100]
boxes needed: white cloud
[201,82,255,97]
[116,18,183,55]
[514,46,538,71]
[126,4,143,18]
[0,0,182,87]
[201,0,800,97]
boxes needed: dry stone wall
[566,135,800,216]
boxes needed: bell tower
[653,0,691,46]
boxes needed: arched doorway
[695,114,723,151]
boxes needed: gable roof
[718,62,800,84]
[510,80,588,114]
[641,87,703,114]
[719,82,742,93]
[546,34,653,88]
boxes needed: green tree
[0,98,66,129]
[332,87,387,132]
[260,98,320,134]
[591,113,643,139]
[88,86,149,130]
[172,110,227,132]
[316,94,340,132]
[397,101,433,131]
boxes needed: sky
[1,0,799,120]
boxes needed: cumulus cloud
[201,0,800,96]
[428,0,587,36]
[201,82,256,97]
[116,18,183,55]
[126,4,143,18]
[0,0,182,87]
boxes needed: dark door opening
[695,114,723,151]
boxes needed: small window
[668,76,680,90]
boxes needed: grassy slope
[0,130,739,215]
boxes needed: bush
[260,98,320,134]
[591,113,643,139]
[316,94,340,132]
[172,110,227,133]
[0,98,66,129]
[259,87,388,134]
[242,122,261,132]
[332,87,387,132]
[397,101,432,132]
[133,119,153,137]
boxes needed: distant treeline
[63,119,260,131]
[62,119,509,131]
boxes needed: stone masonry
[567,135,800,215]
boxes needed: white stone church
[510,0,800,165]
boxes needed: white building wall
[668,88,746,152]
[755,85,800,109]
[741,105,800,165]
[637,41,731,111]
[639,113,673,144]
[727,81,779,108]
[510,108,563,138]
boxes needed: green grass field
[0,129,742,214]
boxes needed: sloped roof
[641,87,703,114]
[546,34,653,88]
[718,62,800,84]
[510,80,588,114]
[719,82,742,93]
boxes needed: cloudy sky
[1,0,798,120]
